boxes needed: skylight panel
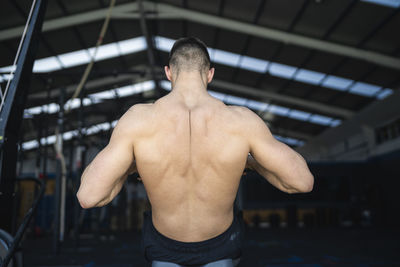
[376,88,393,100]
[160,80,172,91]
[98,122,111,131]
[1,35,393,102]
[268,63,297,79]
[349,82,382,97]
[294,69,325,85]
[117,81,155,97]
[84,97,98,106]
[91,90,117,100]
[238,56,269,73]
[88,43,120,61]
[22,120,119,151]
[209,91,225,101]
[22,140,39,150]
[225,95,247,106]
[25,106,42,115]
[330,119,342,127]
[64,98,91,109]
[27,103,60,114]
[86,125,101,135]
[63,131,77,140]
[116,85,136,97]
[361,0,400,8]
[274,135,304,147]
[268,104,290,116]
[58,50,90,68]
[288,110,311,121]
[117,36,147,55]
[0,65,16,73]
[2,36,146,76]
[33,57,63,72]
[309,114,332,126]
[85,122,111,135]
[211,49,241,67]
[246,100,269,111]
[322,75,353,91]
[154,36,174,52]
[25,81,154,116]
[46,135,57,144]
[2,74,13,81]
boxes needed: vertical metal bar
[54,87,65,254]
[0,0,47,232]
[42,82,51,181]
[73,91,86,248]
[138,0,161,95]
[35,117,43,178]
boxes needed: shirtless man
[77,37,314,267]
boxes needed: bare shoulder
[227,105,270,136]
[228,105,262,124]
[127,103,154,117]
[115,103,154,134]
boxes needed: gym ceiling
[0,0,399,152]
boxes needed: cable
[0,0,37,112]
[65,0,117,113]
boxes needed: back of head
[168,37,211,73]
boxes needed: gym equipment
[0,177,45,267]
[0,229,22,267]
[0,0,47,231]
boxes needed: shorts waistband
[144,211,238,251]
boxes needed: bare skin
[77,65,314,242]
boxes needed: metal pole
[138,0,161,96]
[53,87,65,254]
[73,91,86,248]
[0,0,47,232]
[35,117,43,178]
[42,81,51,181]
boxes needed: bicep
[87,137,134,184]
[78,116,135,207]
[247,111,298,179]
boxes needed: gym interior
[0,0,400,266]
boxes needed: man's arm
[242,108,314,194]
[76,106,140,209]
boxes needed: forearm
[247,155,280,184]
[94,174,127,207]
[77,162,130,208]
[247,154,309,193]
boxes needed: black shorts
[141,209,245,266]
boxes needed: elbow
[76,191,91,209]
[292,156,314,193]
[76,190,100,209]
[300,174,314,193]
[284,173,314,194]
[293,173,314,194]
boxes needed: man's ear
[207,67,215,84]
[164,66,172,81]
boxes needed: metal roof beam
[0,2,139,41]
[145,2,400,70]
[211,79,354,119]
[28,65,152,101]
[3,1,399,70]
[29,68,354,119]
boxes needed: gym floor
[23,226,400,267]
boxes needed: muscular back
[133,94,249,242]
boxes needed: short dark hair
[168,37,211,72]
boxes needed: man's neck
[170,72,209,107]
